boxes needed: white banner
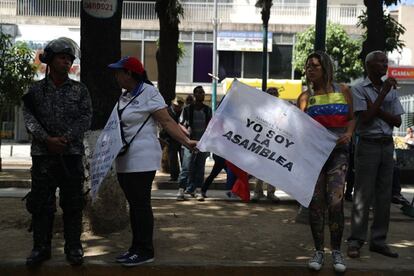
[197,80,337,207]
[90,107,123,202]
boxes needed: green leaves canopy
[0,32,36,111]
[292,23,364,83]
[357,10,406,54]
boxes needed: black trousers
[168,142,181,180]
[201,154,226,193]
[28,155,84,250]
[117,171,156,257]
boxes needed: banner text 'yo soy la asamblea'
[197,80,337,207]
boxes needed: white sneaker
[176,188,185,201]
[196,193,205,202]
[308,250,324,271]
[250,192,264,202]
[332,250,346,272]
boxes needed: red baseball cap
[108,56,144,74]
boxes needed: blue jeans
[178,147,192,188]
[186,151,209,193]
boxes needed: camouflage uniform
[23,77,92,253]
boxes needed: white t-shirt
[115,83,167,173]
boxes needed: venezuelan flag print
[307,92,349,128]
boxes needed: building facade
[2,0,401,141]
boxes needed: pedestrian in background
[23,37,92,266]
[159,96,185,181]
[108,56,197,266]
[176,86,212,200]
[347,51,403,259]
[251,87,281,203]
[297,51,355,273]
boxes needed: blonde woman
[297,51,355,273]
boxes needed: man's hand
[46,136,68,154]
[337,132,352,145]
[186,139,198,152]
[381,77,397,96]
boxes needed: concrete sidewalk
[1,144,413,275]
[0,196,413,276]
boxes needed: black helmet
[39,37,80,64]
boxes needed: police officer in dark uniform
[23,37,92,266]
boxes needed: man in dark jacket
[176,86,212,200]
[160,96,184,181]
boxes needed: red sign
[388,66,414,80]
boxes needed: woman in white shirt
[108,56,197,266]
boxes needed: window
[193,43,213,82]
[121,41,142,59]
[269,45,293,79]
[243,52,263,78]
[177,43,193,83]
[180,31,193,41]
[144,30,159,40]
[218,51,241,80]
[144,41,158,81]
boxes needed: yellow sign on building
[222,78,302,101]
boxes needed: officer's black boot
[26,215,52,267]
[63,211,84,265]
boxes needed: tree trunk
[0,108,5,171]
[81,1,122,130]
[80,0,128,234]
[360,0,385,69]
[156,1,179,106]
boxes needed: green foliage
[292,23,364,83]
[357,10,406,53]
[0,32,36,111]
[155,0,183,25]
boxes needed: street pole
[261,1,271,92]
[211,0,218,113]
[314,0,327,51]
[262,24,268,92]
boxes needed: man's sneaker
[392,194,410,206]
[266,193,280,203]
[115,251,132,263]
[250,192,264,203]
[197,193,206,202]
[308,250,324,271]
[176,188,185,201]
[225,191,238,199]
[122,254,154,267]
[332,250,346,272]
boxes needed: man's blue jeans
[178,147,192,188]
[186,151,209,193]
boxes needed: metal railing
[396,95,414,137]
[0,0,364,26]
